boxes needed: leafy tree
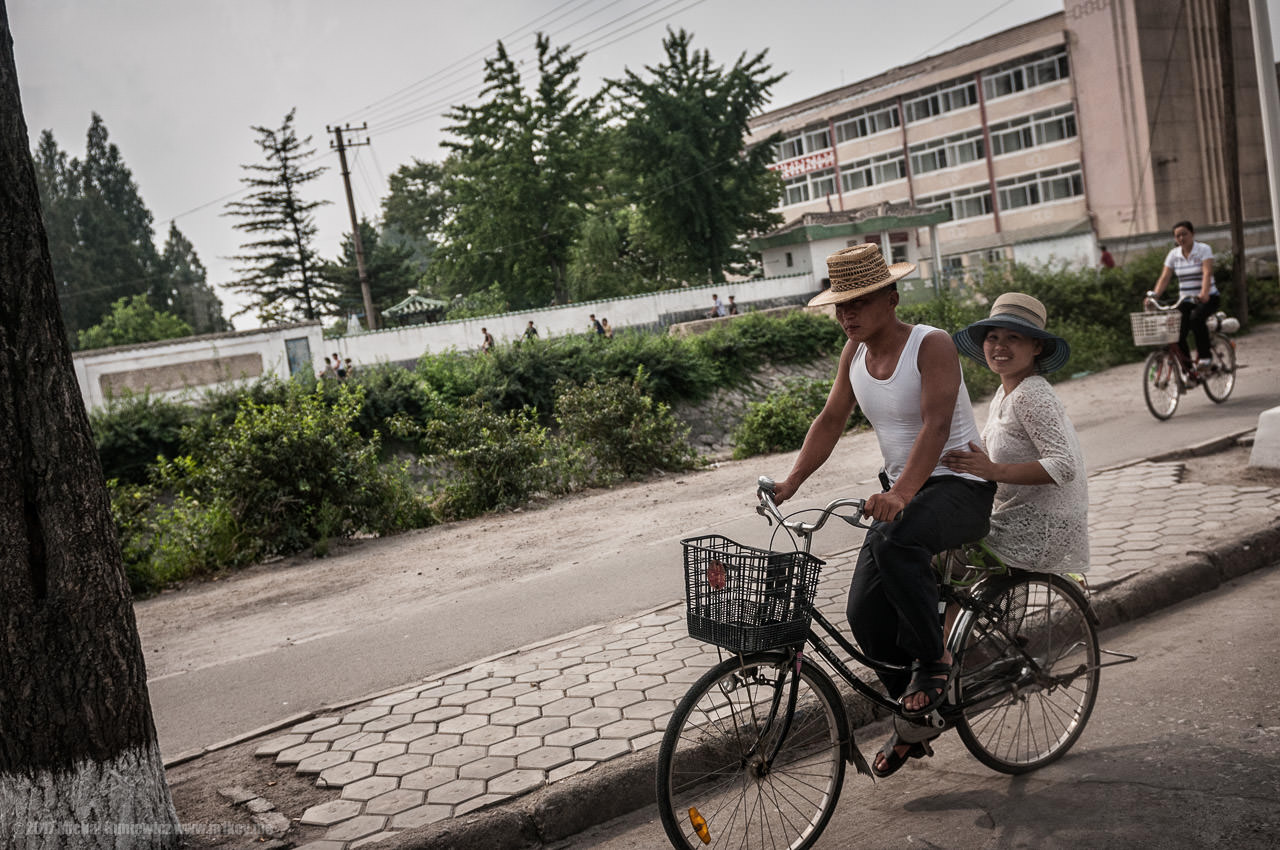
[159,222,229,334]
[0,5,181,843]
[77,294,193,350]
[381,156,450,271]
[611,28,785,281]
[320,218,419,322]
[436,34,604,309]
[32,116,162,343]
[224,108,331,322]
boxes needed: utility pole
[1247,0,1280,294]
[327,123,377,331]
[1215,0,1247,325]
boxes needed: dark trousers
[846,475,996,698]
[1177,293,1220,362]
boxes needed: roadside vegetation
[96,254,1276,595]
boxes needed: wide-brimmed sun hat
[953,292,1071,374]
[808,244,917,307]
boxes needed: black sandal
[871,731,935,778]
[899,659,954,718]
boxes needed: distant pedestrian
[481,327,495,353]
[589,314,605,336]
[343,358,356,379]
[727,295,739,315]
[708,293,726,318]
[319,356,337,381]
[524,320,539,340]
[601,318,614,339]
[335,354,347,380]
[1100,245,1115,269]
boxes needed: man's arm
[774,340,858,504]
[864,330,959,521]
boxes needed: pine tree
[159,222,229,334]
[437,34,604,309]
[32,116,161,343]
[224,108,330,323]
[0,6,181,845]
[320,218,419,324]
[612,29,785,281]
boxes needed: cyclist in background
[1150,220,1217,374]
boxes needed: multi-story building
[748,1,1274,290]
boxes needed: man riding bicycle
[769,244,995,776]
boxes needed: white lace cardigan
[982,376,1090,573]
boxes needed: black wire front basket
[681,534,824,653]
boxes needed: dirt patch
[1175,443,1280,488]
[166,740,331,848]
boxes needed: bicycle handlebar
[756,475,876,536]
[1143,292,1198,311]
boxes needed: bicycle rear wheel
[950,573,1099,775]
[656,651,846,850]
[1201,333,1236,403]
[1142,349,1180,420]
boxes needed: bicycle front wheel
[1201,333,1236,403]
[951,573,1100,774]
[1142,349,1180,420]
[656,651,846,850]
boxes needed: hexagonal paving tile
[490,705,541,726]
[427,778,486,806]
[439,690,490,707]
[254,733,308,757]
[399,765,457,792]
[290,716,343,734]
[458,755,517,780]
[568,706,622,728]
[414,705,464,724]
[308,723,364,743]
[417,682,464,699]
[437,714,489,736]
[541,697,593,717]
[462,725,515,746]
[339,775,400,802]
[406,733,462,755]
[362,714,412,733]
[275,741,330,765]
[599,718,655,740]
[543,727,596,748]
[517,745,574,771]
[465,696,516,715]
[352,742,407,763]
[514,689,567,707]
[390,804,453,830]
[383,722,436,743]
[375,753,434,777]
[487,736,542,758]
[565,681,615,699]
[391,697,441,715]
[431,744,488,767]
[331,732,387,752]
[295,749,353,775]
[592,689,645,709]
[486,769,545,796]
[363,788,426,816]
[321,814,387,842]
[574,737,629,761]
[370,690,420,708]
[456,793,510,815]
[547,760,593,782]
[299,799,363,826]
[342,706,391,725]
[317,760,376,788]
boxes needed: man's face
[834,287,897,342]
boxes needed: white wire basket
[1129,312,1181,346]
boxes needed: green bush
[554,367,698,484]
[91,392,195,484]
[426,403,553,520]
[732,377,867,460]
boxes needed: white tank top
[850,324,985,485]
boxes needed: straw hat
[808,244,917,307]
[953,292,1071,374]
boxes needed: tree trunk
[0,6,180,848]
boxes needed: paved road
[554,561,1280,849]
[145,323,1280,758]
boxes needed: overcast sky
[9,0,1279,328]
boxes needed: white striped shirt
[1164,241,1216,297]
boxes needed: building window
[780,167,839,207]
[996,163,1084,211]
[908,129,986,175]
[777,135,806,160]
[785,252,794,268]
[833,102,901,143]
[810,168,837,198]
[989,104,1078,156]
[890,243,909,264]
[982,46,1070,101]
[775,127,833,163]
[904,78,978,123]
[784,173,811,205]
[918,183,993,222]
[840,149,907,193]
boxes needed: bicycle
[1133,293,1239,421]
[655,478,1134,850]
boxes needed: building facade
[747,1,1273,285]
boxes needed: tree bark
[0,5,180,847]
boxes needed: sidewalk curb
[381,516,1280,850]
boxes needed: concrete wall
[73,322,324,411]
[329,275,821,368]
